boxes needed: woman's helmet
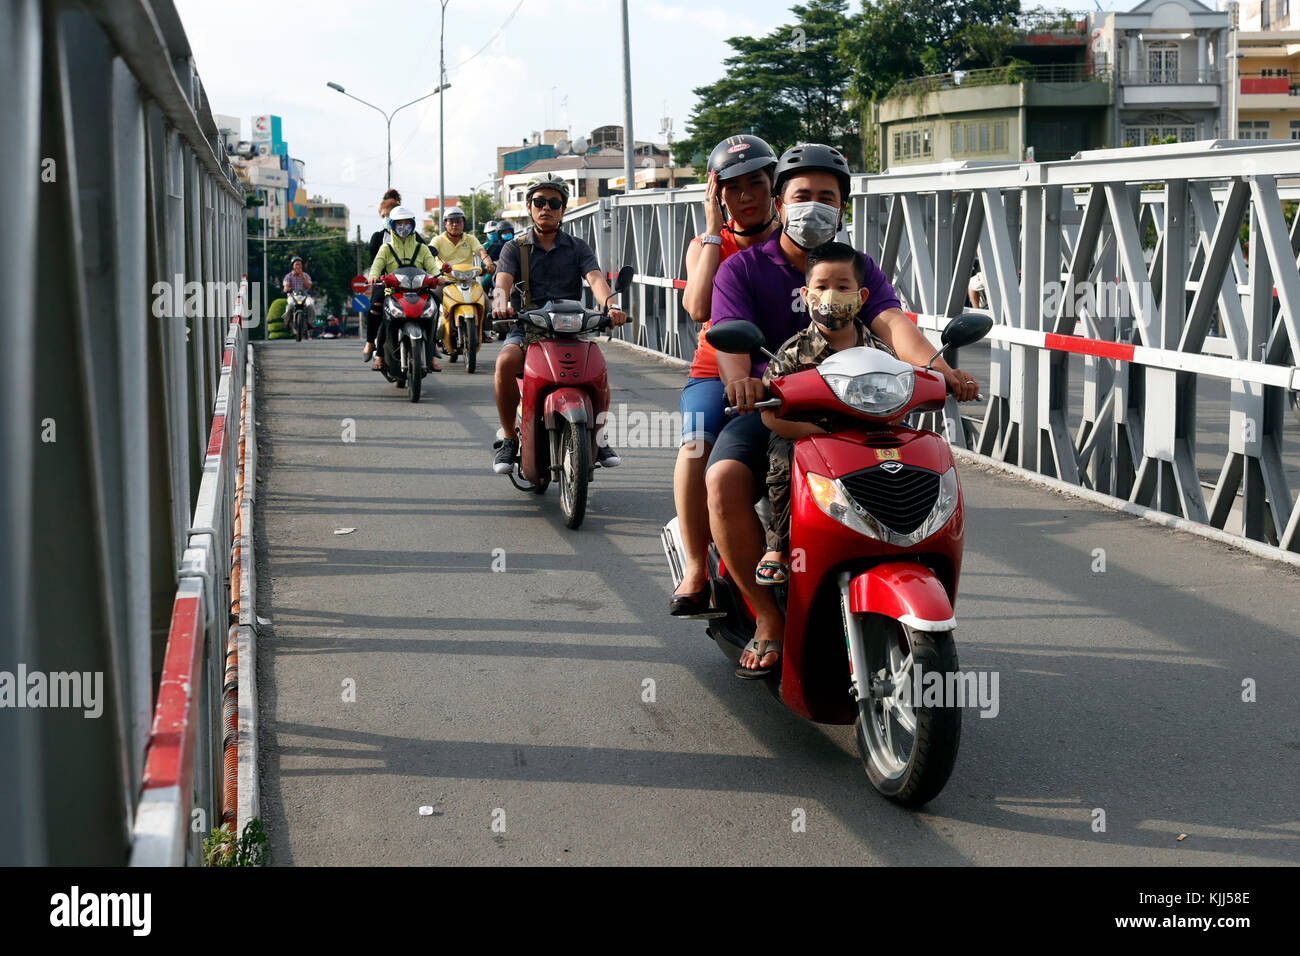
[387,205,417,238]
[707,134,778,185]
[773,143,852,203]
[525,173,570,205]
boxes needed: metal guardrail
[0,0,247,865]
[567,140,1300,558]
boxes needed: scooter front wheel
[559,420,590,529]
[854,619,961,808]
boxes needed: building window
[1290,119,1300,139]
[1148,41,1179,83]
[892,125,934,162]
[951,119,1009,156]
[1263,1,1271,28]
[1239,120,1271,139]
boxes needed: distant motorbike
[439,263,487,373]
[662,312,992,808]
[287,289,313,341]
[377,266,439,403]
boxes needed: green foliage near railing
[203,819,271,866]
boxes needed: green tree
[673,0,860,167]
[840,0,1022,170]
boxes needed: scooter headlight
[384,297,403,316]
[421,297,438,318]
[807,472,881,541]
[913,466,960,542]
[806,466,960,545]
[550,311,584,332]
[822,369,914,418]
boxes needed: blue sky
[176,0,800,235]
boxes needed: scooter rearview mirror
[706,320,769,356]
[941,311,993,351]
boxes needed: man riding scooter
[367,205,442,373]
[432,207,494,350]
[490,174,626,474]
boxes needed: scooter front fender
[401,321,424,340]
[543,388,592,430]
[848,563,955,631]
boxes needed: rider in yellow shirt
[430,207,495,271]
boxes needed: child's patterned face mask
[806,289,863,330]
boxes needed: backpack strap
[517,234,535,311]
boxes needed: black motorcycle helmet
[707,134,778,236]
[707,134,778,183]
[773,143,852,204]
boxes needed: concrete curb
[951,446,1300,569]
[236,343,260,832]
[604,334,690,370]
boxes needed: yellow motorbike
[438,263,487,373]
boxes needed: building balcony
[1120,69,1220,107]
[881,63,1111,122]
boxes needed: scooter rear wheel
[854,619,961,808]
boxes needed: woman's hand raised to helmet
[703,170,724,236]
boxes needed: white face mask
[782,201,840,250]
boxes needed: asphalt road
[253,335,1300,866]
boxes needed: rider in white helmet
[367,206,443,372]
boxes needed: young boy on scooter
[755,240,893,586]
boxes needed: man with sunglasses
[490,173,627,474]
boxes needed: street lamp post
[326,80,450,190]
[440,1,450,226]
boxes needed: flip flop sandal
[754,560,788,587]
[735,638,782,680]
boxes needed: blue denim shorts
[679,376,729,446]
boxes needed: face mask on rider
[804,287,864,331]
[782,201,841,250]
[394,222,414,238]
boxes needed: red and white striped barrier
[130,278,250,866]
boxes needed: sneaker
[595,445,621,468]
[493,438,519,475]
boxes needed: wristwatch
[700,234,723,246]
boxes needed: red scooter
[497,267,633,529]
[661,313,991,807]
[377,266,440,403]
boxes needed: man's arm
[585,270,626,326]
[871,308,979,401]
[710,258,766,413]
[492,240,518,318]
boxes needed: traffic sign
[350,275,369,294]
[350,294,370,313]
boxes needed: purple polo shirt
[709,232,902,378]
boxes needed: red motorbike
[496,267,633,529]
[661,312,991,807]
[378,266,440,403]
